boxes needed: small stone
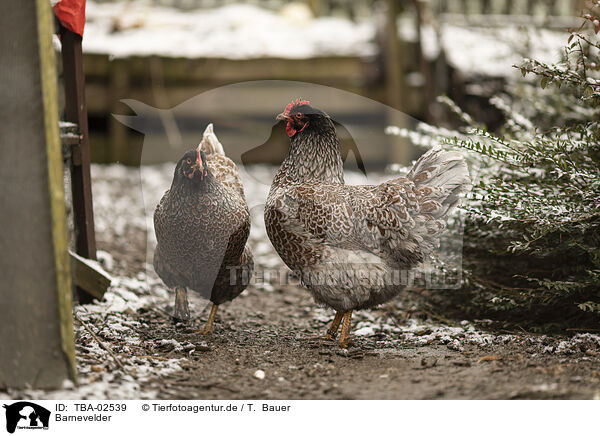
[447,341,464,352]
[253,370,265,380]
[336,349,349,357]
[194,343,212,352]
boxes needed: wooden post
[60,25,98,304]
[412,0,432,120]
[384,0,403,112]
[383,0,412,165]
[0,0,77,388]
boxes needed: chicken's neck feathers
[276,125,344,185]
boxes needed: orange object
[53,0,86,36]
[478,355,502,363]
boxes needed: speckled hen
[153,124,253,334]
[265,100,471,346]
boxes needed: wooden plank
[40,1,77,386]
[83,54,373,84]
[438,13,579,28]
[87,82,383,117]
[60,25,98,304]
[70,251,112,301]
[0,0,76,388]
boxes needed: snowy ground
[83,1,376,59]
[2,163,600,400]
[81,0,569,78]
[399,19,569,78]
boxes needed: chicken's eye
[186,158,192,164]
[295,114,305,121]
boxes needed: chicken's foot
[172,287,191,323]
[324,311,343,340]
[200,303,218,335]
[339,311,353,348]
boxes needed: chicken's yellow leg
[324,311,343,340]
[339,311,353,348]
[201,303,218,335]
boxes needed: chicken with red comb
[266,100,471,347]
[153,124,253,334]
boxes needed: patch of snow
[83,1,376,59]
[545,333,600,355]
[156,339,195,353]
[400,19,568,78]
[82,0,570,82]
[96,249,114,271]
[1,265,188,399]
[354,326,376,336]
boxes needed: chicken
[153,124,253,334]
[265,100,471,347]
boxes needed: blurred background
[72,0,583,167]
[1,0,597,397]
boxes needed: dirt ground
[4,163,599,401]
[76,245,600,400]
[134,286,600,400]
[92,164,600,400]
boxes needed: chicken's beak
[192,149,208,180]
[192,147,203,171]
[276,112,291,121]
[191,159,203,173]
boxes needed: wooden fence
[82,0,583,166]
[91,0,583,17]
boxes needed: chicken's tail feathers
[381,148,470,267]
[407,147,472,218]
[198,123,226,156]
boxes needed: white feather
[199,123,225,156]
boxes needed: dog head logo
[2,402,50,433]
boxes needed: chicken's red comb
[283,98,311,116]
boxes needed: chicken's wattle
[286,120,308,137]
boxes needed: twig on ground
[74,311,126,371]
[566,328,600,332]
[135,355,169,361]
[422,307,459,327]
